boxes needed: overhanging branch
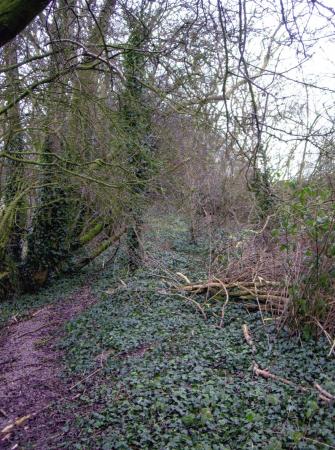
[0,0,52,47]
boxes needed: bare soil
[0,285,96,449]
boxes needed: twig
[253,362,308,392]
[69,368,102,391]
[328,339,335,357]
[302,437,335,449]
[242,324,256,353]
[1,415,31,435]
[176,272,191,284]
[213,277,229,328]
[314,383,335,403]
[0,409,8,418]
[174,293,207,320]
[16,322,62,339]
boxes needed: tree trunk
[0,0,51,47]
[121,15,154,270]
[3,38,26,263]
[126,218,144,271]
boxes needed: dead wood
[252,362,308,392]
[242,324,256,353]
[176,279,288,314]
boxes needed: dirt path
[0,285,96,449]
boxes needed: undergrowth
[53,215,335,450]
[0,272,88,329]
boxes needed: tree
[0,0,52,47]
[3,38,25,262]
[0,0,334,303]
[120,5,156,269]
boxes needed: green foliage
[273,181,335,335]
[25,187,70,274]
[56,218,335,450]
[0,189,24,256]
[0,264,13,300]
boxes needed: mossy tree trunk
[0,0,51,47]
[3,38,26,263]
[0,38,26,300]
[65,0,117,250]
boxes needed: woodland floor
[0,216,334,450]
[0,284,97,449]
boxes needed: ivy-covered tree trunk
[23,3,74,289]
[0,192,26,299]
[23,138,72,288]
[250,167,273,218]
[121,15,154,270]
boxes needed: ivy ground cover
[58,218,335,449]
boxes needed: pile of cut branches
[175,230,290,315]
[179,278,288,315]
[175,225,335,350]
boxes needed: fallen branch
[211,277,229,328]
[314,383,335,403]
[253,362,308,392]
[1,414,31,436]
[176,279,288,314]
[176,272,191,284]
[253,363,335,403]
[242,324,256,353]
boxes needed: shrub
[274,181,335,340]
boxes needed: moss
[77,227,125,269]
[0,187,27,256]
[79,222,104,246]
[0,0,51,46]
